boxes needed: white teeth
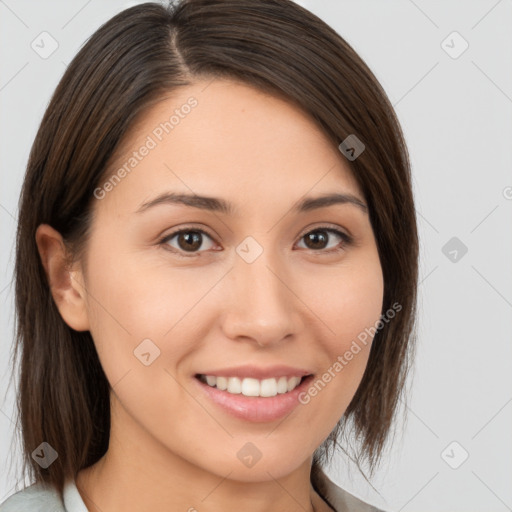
[287,376,301,392]
[276,376,288,394]
[260,378,277,397]
[227,377,242,394]
[241,378,260,397]
[216,376,228,390]
[200,375,304,397]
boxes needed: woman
[1,0,418,510]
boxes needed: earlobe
[35,224,90,332]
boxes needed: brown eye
[303,230,329,250]
[297,228,351,253]
[161,229,216,256]
[176,231,203,251]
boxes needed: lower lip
[194,375,314,423]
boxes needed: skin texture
[36,79,384,512]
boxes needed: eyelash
[158,225,353,259]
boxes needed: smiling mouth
[195,374,310,398]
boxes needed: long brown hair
[11,0,418,497]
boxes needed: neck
[75,398,330,512]
[76,455,322,512]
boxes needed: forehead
[97,78,363,215]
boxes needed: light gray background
[1,1,511,511]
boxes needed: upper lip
[196,365,313,380]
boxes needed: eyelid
[297,222,351,240]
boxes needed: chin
[205,451,309,483]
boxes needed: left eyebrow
[134,191,368,216]
[294,193,368,214]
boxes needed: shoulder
[0,482,65,512]
[312,465,386,512]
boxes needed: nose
[220,250,304,347]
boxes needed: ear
[35,224,90,332]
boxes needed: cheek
[299,256,383,411]
[306,254,384,355]
[330,269,383,358]
[82,239,221,386]
[80,238,165,381]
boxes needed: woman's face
[74,78,384,481]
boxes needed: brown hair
[11,0,418,498]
